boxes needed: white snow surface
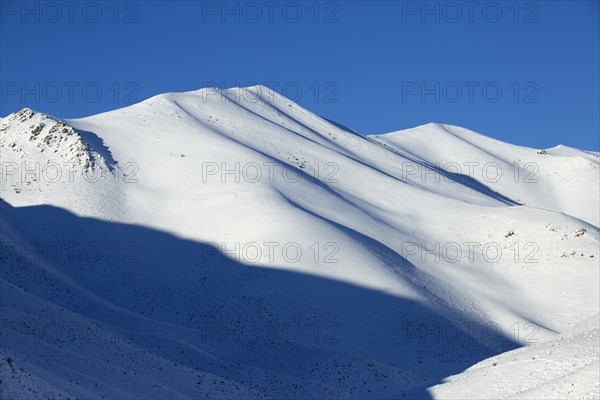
[0,85,598,399]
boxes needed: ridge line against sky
[1,0,598,150]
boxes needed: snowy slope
[371,123,599,227]
[430,314,600,399]
[1,85,598,399]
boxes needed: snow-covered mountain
[1,86,598,399]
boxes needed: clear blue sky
[1,1,598,150]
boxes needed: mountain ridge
[1,87,598,399]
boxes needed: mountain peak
[1,108,109,171]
